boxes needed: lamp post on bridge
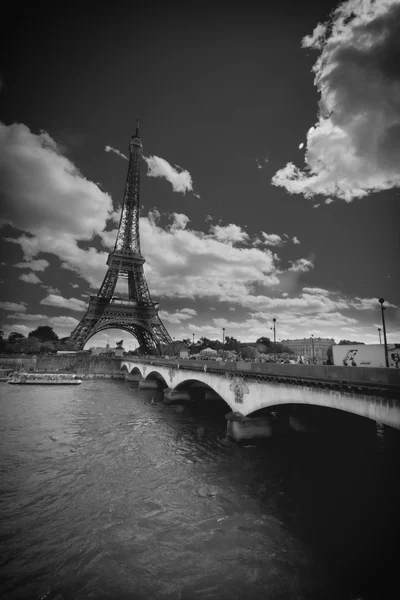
[378,298,389,368]
[378,328,382,345]
[222,327,225,349]
[192,333,195,348]
[272,318,276,362]
[311,334,315,364]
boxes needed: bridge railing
[123,357,400,391]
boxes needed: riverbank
[0,354,122,376]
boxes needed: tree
[241,346,259,360]
[8,332,25,344]
[224,336,241,353]
[28,326,58,342]
[21,336,41,354]
[339,340,365,345]
[256,337,272,352]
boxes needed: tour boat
[8,373,82,385]
[0,368,14,382]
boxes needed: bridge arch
[174,379,231,408]
[145,370,168,388]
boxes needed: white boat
[8,373,82,385]
[0,368,14,382]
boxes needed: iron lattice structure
[69,122,173,354]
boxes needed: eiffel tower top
[130,119,142,152]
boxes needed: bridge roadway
[120,358,400,439]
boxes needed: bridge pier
[138,379,162,389]
[125,372,142,382]
[226,411,273,443]
[163,388,193,403]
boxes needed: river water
[0,380,399,600]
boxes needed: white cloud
[43,286,61,295]
[139,211,281,302]
[292,236,300,244]
[105,145,128,160]
[0,123,115,289]
[40,294,87,312]
[14,259,50,272]
[287,258,314,273]
[7,313,48,321]
[0,123,113,237]
[143,155,193,194]
[302,286,330,295]
[210,224,249,244]
[48,315,79,328]
[180,308,197,316]
[272,0,400,201]
[19,272,41,284]
[0,301,27,312]
[350,297,397,311]
[71,283,79,289]
[159,309,197,325]
[170,213,190,231]
[261,232,283,246]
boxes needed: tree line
[0,327,76,355]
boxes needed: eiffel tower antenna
[69,122,173,354]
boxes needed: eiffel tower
[69,121,173,355]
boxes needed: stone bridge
[120,358,400,441]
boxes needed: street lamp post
[273,318,276,362]
[222,327,225,348]
[378,298,389,368]
[192,333,195,347]
[311,334,315,364]
[377,328,382,345]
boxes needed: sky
[0,0,399,350]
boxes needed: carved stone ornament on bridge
[142,366,147,376]
[229,377,249,404]
[168,367,176,383]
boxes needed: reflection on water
[0,381,399,600]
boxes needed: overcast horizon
[1,0,399,350]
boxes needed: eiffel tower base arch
[69,297,173,355]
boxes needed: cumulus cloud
[350,296,397,310]
[210,224,249,244]
[287,258,314,273]
[105,145,128,160]
[272,0,400,201]
[8,313,48,321]
[181,308,197,316]
[139,210,282,301]
[40,294,88,312]
[292,236,300,244]
[0,123,113,236]
[0,123,115,288]
[19,272,41,284]
[302,286,330,295]
[261,233,283,246]
[143,155,193,194]
[170,213,190,231]
[159,308,197,324]
[14,259,50,272]
[0,301,27,312]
